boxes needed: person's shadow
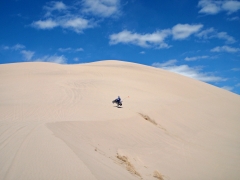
[113,105,122,108]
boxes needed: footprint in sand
[153,170,165,180]
[116,153,142,178]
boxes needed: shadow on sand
[113,106,122,108]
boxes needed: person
[116,96,121,103]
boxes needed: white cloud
[2,42,67,64]
[35,55,67,64]
[227,16,240,21]
[185,56,209,61]
[211,45,240,53]
[109,24,203,48]
[109,23,236,49]
[12,44,26,50]
[73,57,79,61]
[62,17,90,32]
[2,46,10,50]
[197,28,236,44]
[172,24,203,40]
[2,44,35,61]
[153,59,177,67]
[2,44,26,51]
[82,0,120,17]
[198,0,222,14]
[232,68,240,71]
[32,16,93,33]
[32,1,95,33]
[152,60,224,82]
[140,51,145,54]
[198,0,240,15]
[45,1,68,12]
[196,27,215,39]
[44,1,68,17]
[215,32,236,44]
[76,48,84,51]
[58,47,72,52]
[32,19,58,29]
[33,0,121,33]
[109,30,171,48]
[236,83,240,87]
[222,86,234,91]
[21,50,35,61]
[222,1,240,14]
[58,47,84,52]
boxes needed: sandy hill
[0,60,240,180]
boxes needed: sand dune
[0,60,240,180]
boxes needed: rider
[116,96,121,103]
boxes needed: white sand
[0,60,240,180]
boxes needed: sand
[0,60,240,180]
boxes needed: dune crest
[0,60,240,180]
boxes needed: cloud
[32,16,93,33]
[21,50,35,61]
[32,0,121,32]
[109,29,171,48]
[2,44,26,51]
[109,24,204,48]
[211,45,240,53]
[2,43,35,61]
[185,56,209,61]
[2,44,34,61]
[61,16,91,32]
[236,83,240,87]
[32,1,95,33]
[32,19,58,29]
[152,59,225,82]
[82,0,121,17]
[73,57,79,61]
[222,86,234,91]
[232,68,240,71]
[214,32,236,44]
[172,24,203,40]
[140,51,145,54]
[222,1,240,14]
[76,48,84,51]
[196,28,216,39]
[196,27,215,39]
[35,55,67,64]
[2,43,67,64]
[227,16,240,21]
[12,44,26,50]
[58,47,72,52]
[198,0,240,15]
[153,59,177,67]
[58,47,84,52]
[196,28,236,44]
[198,0,222,14]
[2,46,10,50]
[44,1,68,15]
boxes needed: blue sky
[1,0,240,94]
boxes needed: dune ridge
[0,60,240,180]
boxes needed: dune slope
[0,60,240,180]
